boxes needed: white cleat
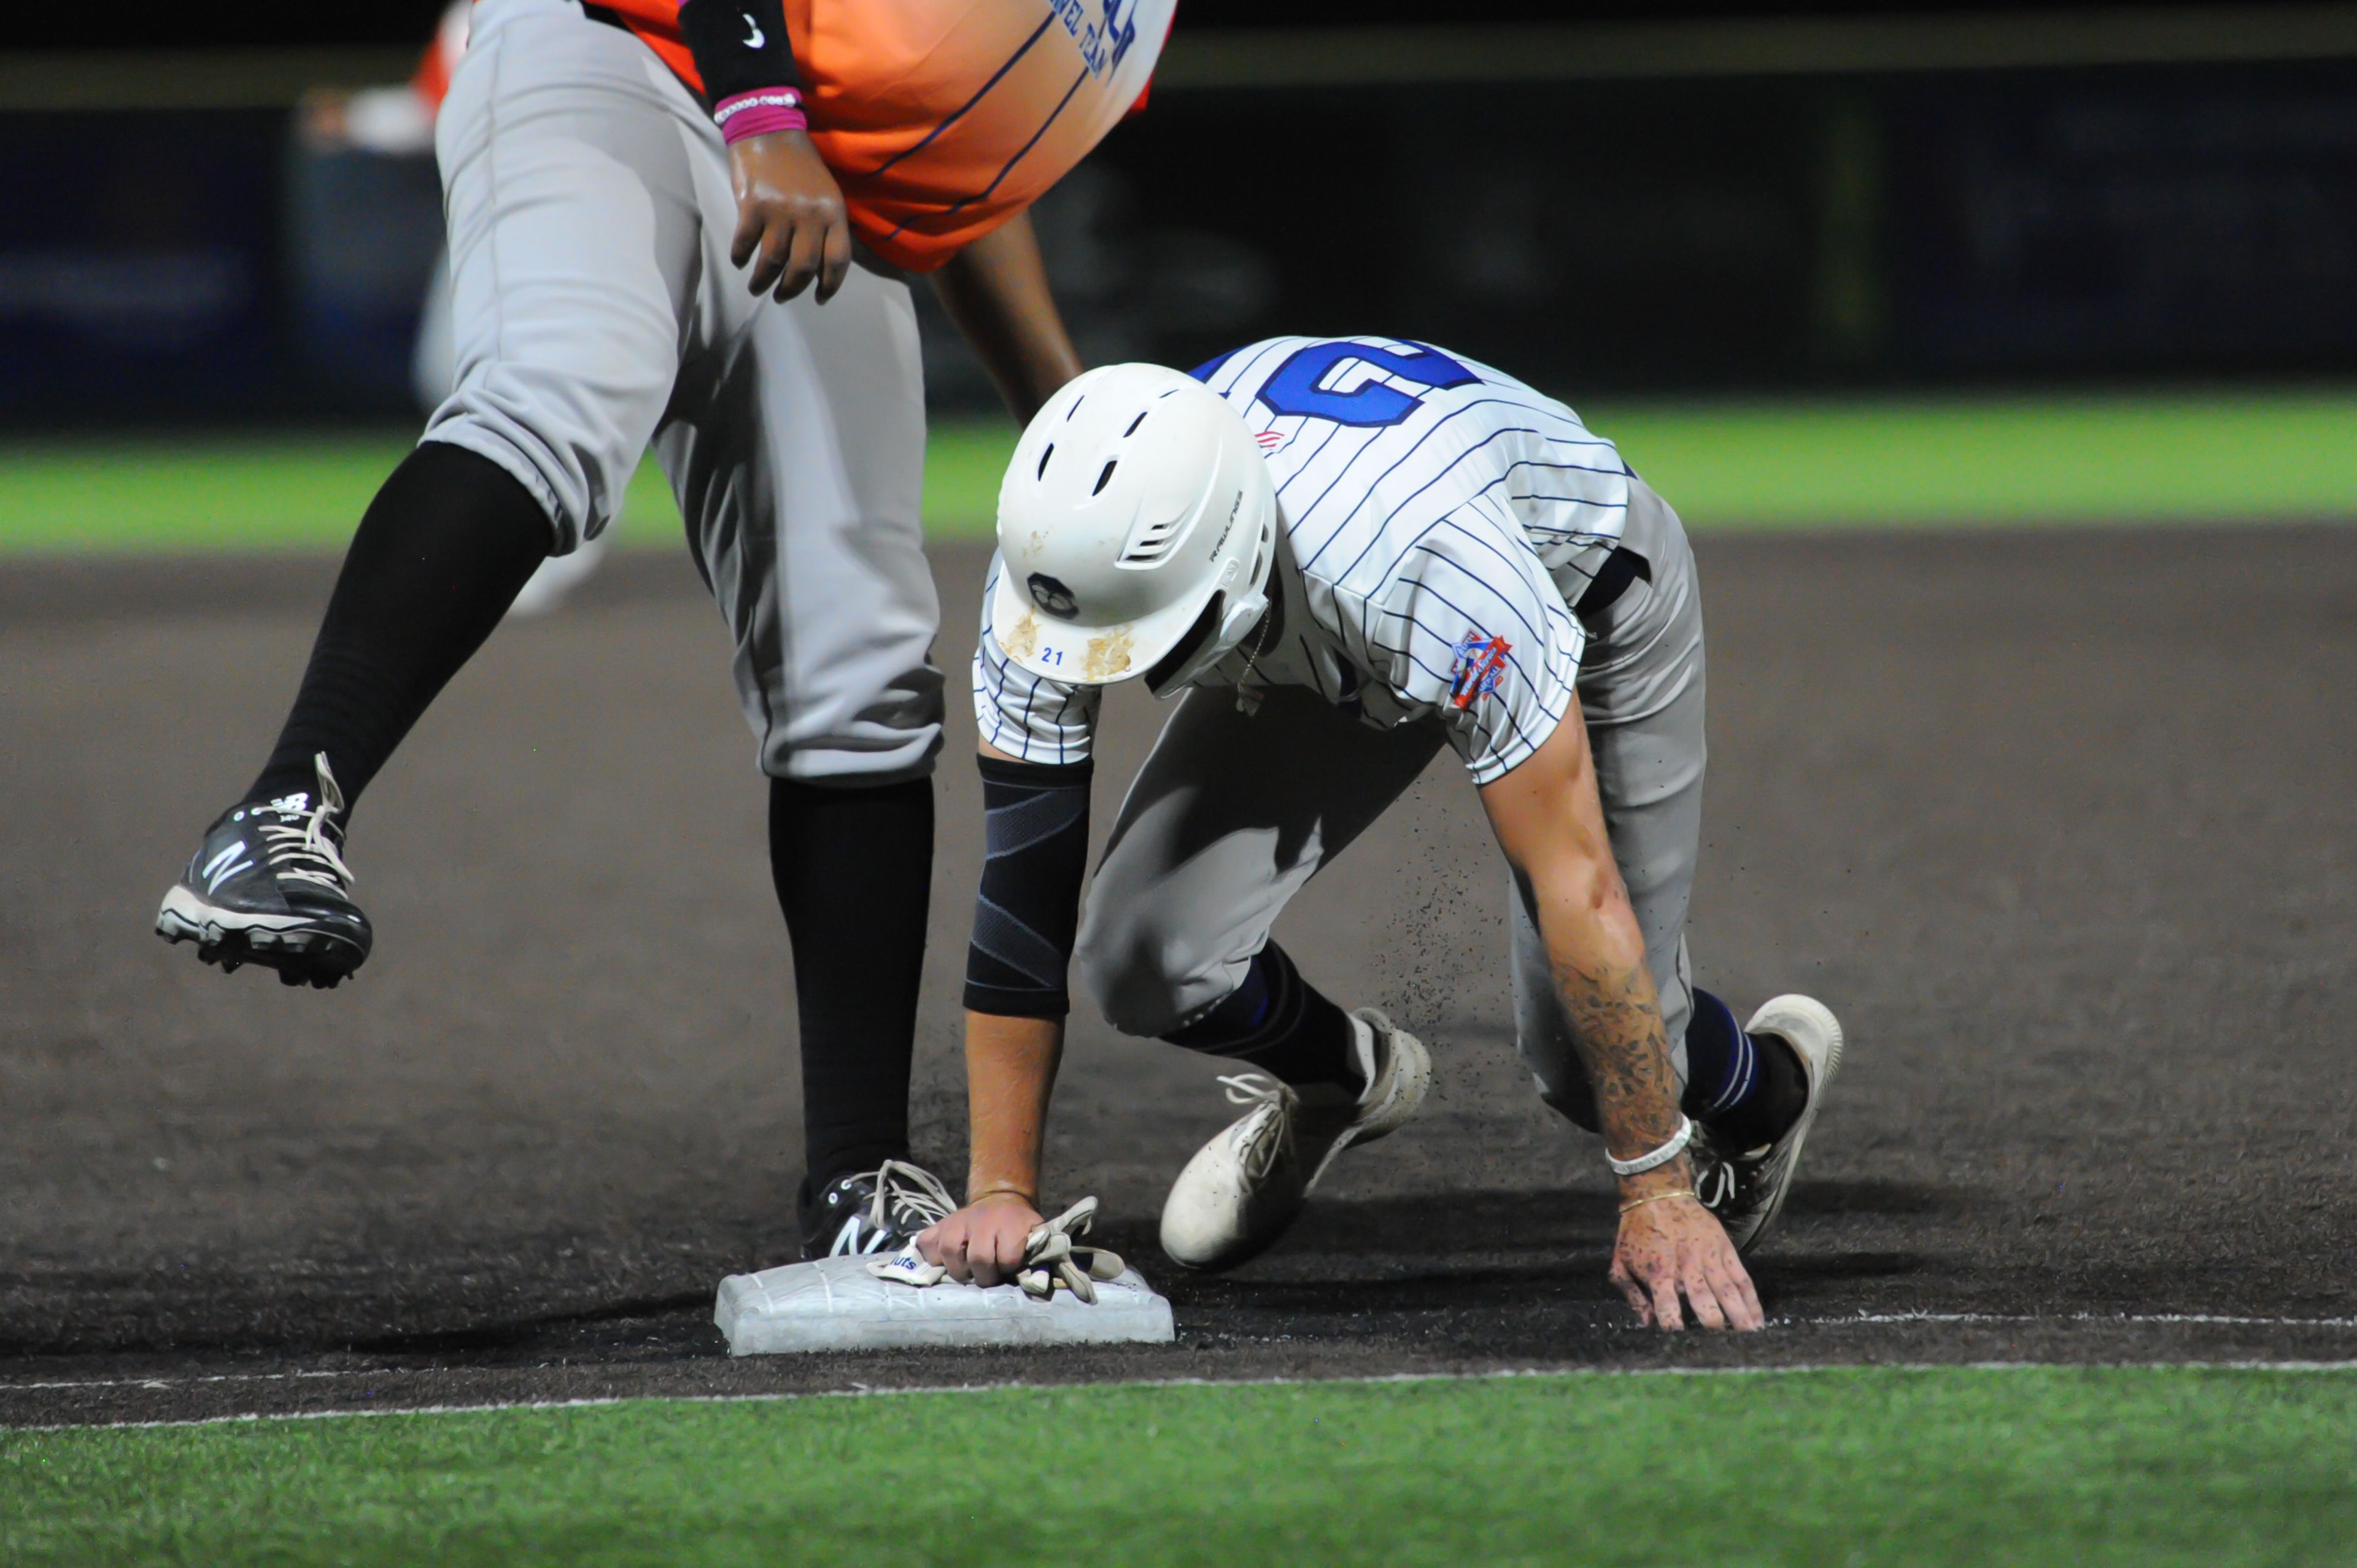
[1159,1007,1431,1272]
[1697,994,1846,1254]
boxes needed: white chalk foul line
[1,1368,395,1394]
[9,1309,2355,1397]
[6,1310,2356,1429]
[1816,1311,2357,1329]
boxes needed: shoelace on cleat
[252,791,354,892]
[863,1159,956,1239]
[1216,1073,1299,1181]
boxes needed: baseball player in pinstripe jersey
[917,340,1846,1330]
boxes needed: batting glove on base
[870,1196,1128,1303]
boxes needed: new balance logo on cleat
[153,753,373,990]
[800,1160,956,1262]
[201,841,253,894]
[826,1215,893,1257]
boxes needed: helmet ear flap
[1144,484,1279,698]
[1143,592,1226,696]
[1142,577,1271,698]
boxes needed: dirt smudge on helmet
[1082,627,1135,680]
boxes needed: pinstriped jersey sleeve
[973,552,1102,764]
[1374,511,1585,784]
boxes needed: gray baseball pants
[424,0,943,784]
[1075,478,1707,1127]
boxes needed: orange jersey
[600,0,1172,271]
[411,0,473,114]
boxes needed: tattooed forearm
[1551,954,1684,1156]
[1475,695,1686,1164]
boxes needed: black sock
[249,442,554,808]
[1162,943,1363,1094]
[1681,987,1808,1152]
[772,776,932,1206]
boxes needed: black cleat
[799,1159,956,1261]
[154,753,373,989]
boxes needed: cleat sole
[155,887,368,987]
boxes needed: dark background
[13,1,2105,51]
[5,3,2357,422]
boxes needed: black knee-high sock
[1162,943,1363,1094]
[249,443,554,807]
[771,776,933,1205]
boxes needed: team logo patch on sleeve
[1449,631,1512,709]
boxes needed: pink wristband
[714,88,808,143]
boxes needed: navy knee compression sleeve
[965,755,1092,1018]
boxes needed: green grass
[0,420,1018,557]
[1592,389,2357,528]
[6,1367,2356,1566]
[2,390,2354,557]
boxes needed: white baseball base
[714,1254,1176,1355]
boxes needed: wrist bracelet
[1618,1188,1699,1216]
[966,1182,1037,1207]
[714,88,809,144]
[1604,1114,1693,1177]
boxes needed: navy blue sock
[1681,988,1807,1151]
[1162,943,1363,1093]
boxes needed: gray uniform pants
[1075,479,1706,1129]
[425,0,943,783]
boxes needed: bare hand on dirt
[1608,1188,1764,1331]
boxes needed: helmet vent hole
[1124,411,1148,436]
[1037,444,1055,480]
[1093,460,1118,496]
[1117,508,1188,565]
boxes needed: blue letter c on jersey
[1256,340,1480,428]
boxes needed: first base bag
[714,1253,1174,1355]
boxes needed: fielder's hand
[916,1191,1045,1289]
[729,129,852,304]
[1609,1187,1764,1332]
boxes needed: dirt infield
[3,527,2352,1427]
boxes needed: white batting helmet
[989,363,1277,695]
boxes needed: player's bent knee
[423,382,651,555]
[1074,932,1200,1040]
